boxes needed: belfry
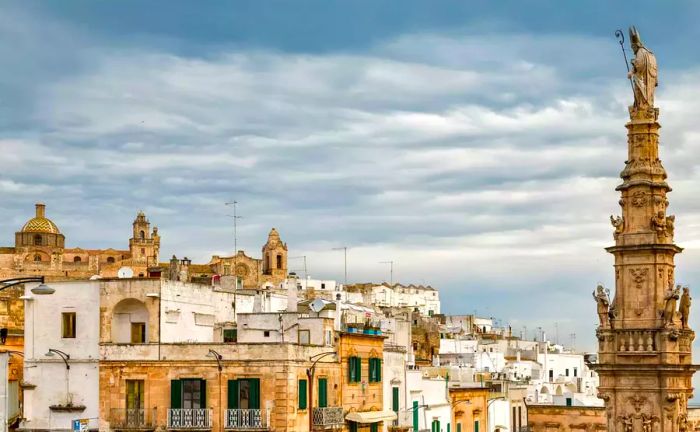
[593,27,697,431]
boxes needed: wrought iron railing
[167,408,213,429]
[224,409,270,430]
[312,407,344,427]
[110,408,156,429]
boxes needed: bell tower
[262,228,287,280]
[129,211,160,266]
[594,27,696,432]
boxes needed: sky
[3,1,700,353]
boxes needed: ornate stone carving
[680,286,691,329]
[628,26,658,110]
[594,285,611,328]
[610,215,624,239]
[663,284,681,327]
[632,190,649,207]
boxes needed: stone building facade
[526,405,606,432]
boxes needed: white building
[21,281,100,431]
[405,371,451,432]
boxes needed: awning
[345,411,397,424]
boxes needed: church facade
[0,203,160,280]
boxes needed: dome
[21,203,61,234]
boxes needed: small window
[298,379,307,409]
[73,256,82,263]
[34,234,42,246]
[33,254,42,262]
[566,397,572,407]
[224,329,237,343]
[131,322,146,343]
[263,330,270,337]
[321,283,326,289]
[276,254,282,269]
[299,330,310,345]
[62,312,76,338]
[141,248,145,255]
[369,358,382,383]
[348,356,361,383]
[565,368,569,377]
[140,230,145,240]
[107,257,115,264]
[573,367,578,377]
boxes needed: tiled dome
[21,203,61,234]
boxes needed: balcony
[312,407,344,429]
[167,409,213,430]
[224,409,270,430]
[110,408,157,431]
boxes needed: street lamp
[207,349,224,431]
[306,351,337,432]
[0,277,54,295]
[45,348,70,369]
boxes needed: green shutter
[200,379,207,408]
[249,378,260,409]
[475,420,479,432]
[228,380,239,409]
[348,357,354,382]
[448,424,451,432]
[170,380,182,409]
[392,387,399,412]
[370,423,378,432]
[376,359,381,382]
[318,378,328,408]
[350,422,358,432]
[355,357,361,382]
[413,401,419,432]
[457,423,462,432]
[299,379,308,410]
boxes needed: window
[131,322,146,343]
[318,378,328,408]
[565,368,569,377]
[170,379,206,409]
[276,254,282,269]
[512,407,516,432]
[298,379,307,409]
[62,312,76,338]
[141,248,145,255]
[140,230,145,240]
[107,256,115,264]
[126,380,145,410]
[227,378,260,410]
[549,370,554,381]
[392,387,399,412]
[73,256,81,263]
[369,358,382,383]
[224,329,237,343]
[474,420,480,432]
[321,283,326,289]
[573,367,578,377]
[348,356,361,383]
[431,420,440,432]
[298,330,310,345]
[371,424,379,432]
[457,423,462,432]
[517,406,521,429]
[34,234,42,246]
[263,330,270,338]
[428,310,434,316]
[33,254,42,262]
[566,397,572,407]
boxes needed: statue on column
[610,215,624,239]
[679,286,692,329]
[663,284,681,327]
[593,284,611,327]
[628,26,658,109]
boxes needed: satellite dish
[309,298,325,313]
[117,267,134,279]
[89,275,102,280]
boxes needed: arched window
[276,254,283,269]
[33,254,42,262]
[33,235,42,246]
[73,256,82,263]
[139,230,145,240]
[107,257,116,264]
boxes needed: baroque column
[593,27,696,432]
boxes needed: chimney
[36,203,46,218]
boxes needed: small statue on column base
[593,284,611,327]
[610,215,624,239]
[663,284,681,327]
[679,286,691,329]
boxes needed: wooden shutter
[457,423,462,432]
[475,420,479,432]
[377,359,381,381]
[228,380,239,409]
[200,379,207,408]
[355,357,361,382]
[249,378,260,409]
[348,357,354,382]
[392,387,399,412]
[318,378,327,408]
[170,380,182,409]
[298,379,307,409]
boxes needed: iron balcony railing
[167,408,213,429]
[312,407,344,428]
[224,409,270,430]
[110,408,156,429]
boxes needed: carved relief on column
[619,396,658,432]
[630,267,649,316]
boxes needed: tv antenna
[332,246,348,286]
[225,200,243,288]
[289,255,308,281]
[379,260,394,285]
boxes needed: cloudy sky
[3,1,700,352]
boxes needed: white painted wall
[21,281,100,431]
[382,350,407,431]
[406,371,451,432]
[488,399,510,432]
[160,280,236,342]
